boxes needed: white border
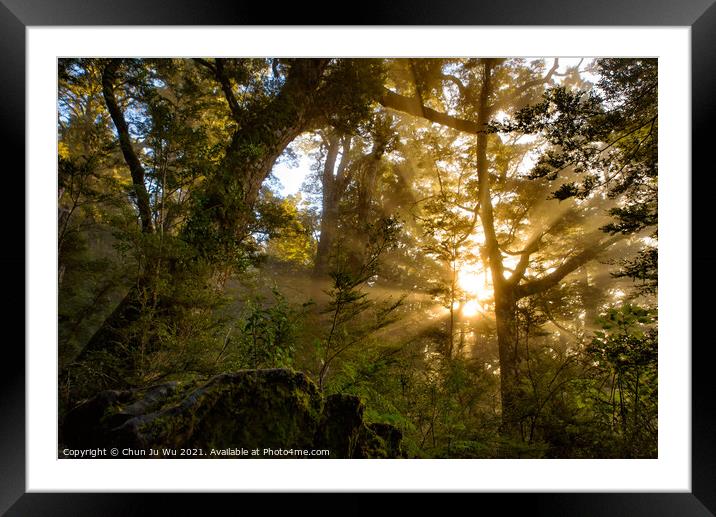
[27,27,691,492]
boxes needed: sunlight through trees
[58,57,657,458]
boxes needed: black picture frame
[3,1,712,514]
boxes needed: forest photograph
[57,57,658,459]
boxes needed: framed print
[3,0,713,514]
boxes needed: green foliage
[611,244,657,294]
[95,226,233,387]
[584,304,657,457]
[260,192,318,267]
[317,217,403,390]
[318,59,386,134]
[231,289,303,370]
[589,304,657,371]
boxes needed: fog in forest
[58,57,657,458]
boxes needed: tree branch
[515,235,621,298]
[507,238,542,285]
[439,73,469,98]
[514,58,560,96]
[213,59,243,120]
[378,88,481,134]
[505,204,580,284]
[195,58,242,120]
[475,60,505,285]
[193,57,216,73]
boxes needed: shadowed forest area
[58,57,657,458]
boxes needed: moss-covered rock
[60,382,179,449]
[313,394,405,458]
[367,423,404,458]
[61,369,403,458]
[315,394,365,458]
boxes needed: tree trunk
[473,60,524,437]
[314,134,342,276]
[224,60,328,229]
[494,286,523,439]
[71,59,159,374]
[101,59,154,234]
[187,59,330,257]
[314,202,338,276]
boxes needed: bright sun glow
[458,266,492,301]
[462,300,480,317]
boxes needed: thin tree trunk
[314,134,342,276]
[101,59,154,234]
[74,59,158,365]
[494,287,523,438]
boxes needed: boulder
[61,369,403,458]
[315,394,405,458]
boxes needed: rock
[314,394,405,458]
[61,369,403,458]
[315,394,366,458]
[60,383,180,448]
[368,423,404,458]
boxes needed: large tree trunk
[314,201,339,276]
[475,60,530,439]
[197,59,330,247]
[473,60,524,437]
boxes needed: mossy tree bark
[188,59,331,253]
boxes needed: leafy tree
[378,58,622,438]
[317,217,402,390]
[231,289,304,370]
[586,304,657,457]
[262,193,318,268]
